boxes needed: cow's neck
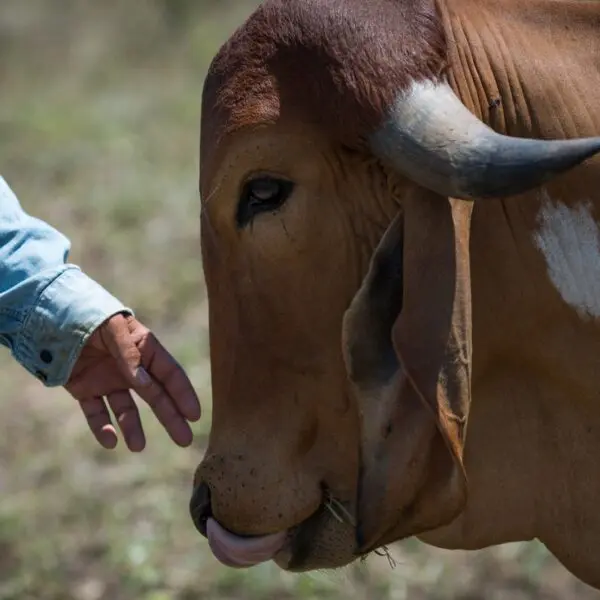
[441,0,600,140]
[440,0,600,340]
[418,0,600,588]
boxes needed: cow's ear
[342,191,473,553]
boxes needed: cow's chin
[273,503,359,572]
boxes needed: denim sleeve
[0,176,133,387]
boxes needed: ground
[0,1,598,599]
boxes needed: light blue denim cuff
[14,266,133,387]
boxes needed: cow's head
[191,0,600,572]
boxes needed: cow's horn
[369,80,600,199]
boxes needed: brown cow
[191,0,600,589]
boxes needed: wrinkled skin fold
[343,194,473,552]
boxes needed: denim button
[40,349,53,364]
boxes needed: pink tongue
[206,517,287,568]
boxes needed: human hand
[65,313,201,451]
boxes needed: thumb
[99,314,151,387]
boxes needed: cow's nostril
[189,481,212,538]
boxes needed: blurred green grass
[0,1,598,598]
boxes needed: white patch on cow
[534,190,600,319]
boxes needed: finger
[106,390,146,452]
[140,334,201,422]
[134,371,194,447]
[79,396,118,449]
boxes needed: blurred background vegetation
[0,1,598,599]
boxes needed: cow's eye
[236,176,294,227]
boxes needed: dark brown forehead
[200,0,447,192]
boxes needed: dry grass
[0,1,598,598]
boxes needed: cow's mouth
[189,484,356,570]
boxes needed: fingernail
[135,367,152,386]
